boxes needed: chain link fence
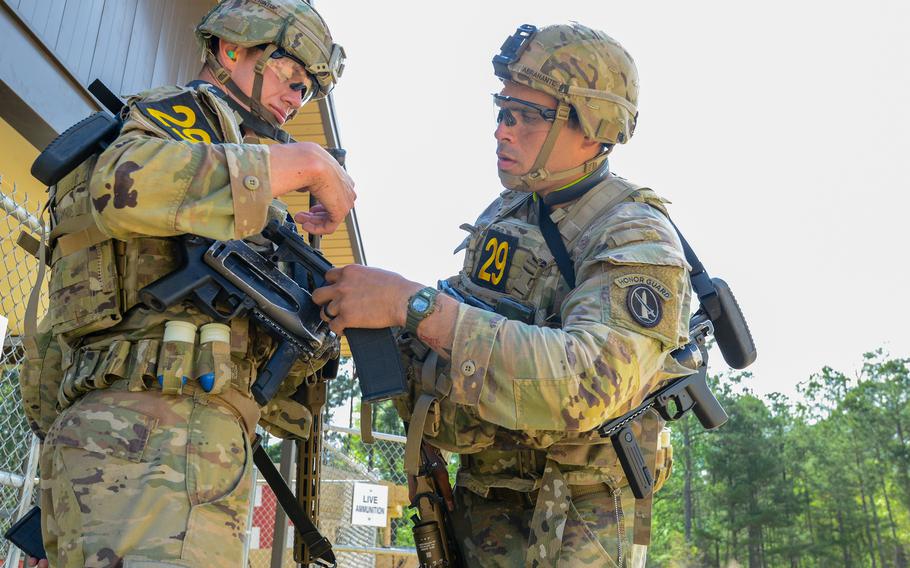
[0,177,46,567]
[246,421,418,568]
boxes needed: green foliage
[324,359,407,484]
[651,350,910,568]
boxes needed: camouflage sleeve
[88,98,273,241]
[448,204,692,433]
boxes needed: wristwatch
[405,286,439,336]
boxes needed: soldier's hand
[269,142,356,235]
[26,556,48,568]
[312,265,421,335]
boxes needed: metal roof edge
[317,93,367,266]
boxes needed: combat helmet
[493,23,639,191]
[196,0,345,140]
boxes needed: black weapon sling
[538,198,577,289]
[252,436,336,567]
[536,178,716,301]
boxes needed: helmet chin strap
[498,101,609,192]
[204,44,290,141]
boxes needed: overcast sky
[315,0,909,400]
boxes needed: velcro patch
[607,264,686,347]
[135,92,221,144]
[471,228,518,292]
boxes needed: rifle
[598,275,756,499]
[139,219,407,405]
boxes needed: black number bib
[471,228,519,293]
[136,92,222,144]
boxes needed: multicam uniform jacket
[400,172,693,566]
[21,81,320,442]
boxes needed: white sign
[0,315,7,349]
[351,482,388,527]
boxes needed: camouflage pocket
[48,397,158,463]
[55,341,137,414]
[47,239,122,337]
[193,324,232,395]
[120,237,178,310]
[156,329,196,396]
[186,402,249,505]
[127,338,160,392]
[430,399,496,454]
[514,376,583,432]
[19,324,63,439]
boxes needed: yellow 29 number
[146,105,213,144]
[477,237,510,285]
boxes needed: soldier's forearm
[414,293,459,360]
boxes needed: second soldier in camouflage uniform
[313,23,689,567]
[19,1,353,566]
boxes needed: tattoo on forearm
[420,335,452,360]
[419,302,453,359]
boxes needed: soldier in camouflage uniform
[313,24,690,567]
[18,1,352,566]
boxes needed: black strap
[538,199,576,289]
[665,218,721,321]
[539,187,720,318]
[251,435,336,567]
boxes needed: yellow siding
[276,102,358,357]
[0,116,48,337]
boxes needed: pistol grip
[611,425,654,499]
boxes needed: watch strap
[405,287,439,336]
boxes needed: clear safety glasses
[267,48,317,104]
[493,93,557,132]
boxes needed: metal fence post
[242,462,260,568]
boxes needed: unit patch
[626,284,662,328]
[135,92,222,144]
[471,228,518,292]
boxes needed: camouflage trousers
[449,482,638,567]
[39,382,253,568]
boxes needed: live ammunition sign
[135,92,222,144]
[471,228,517,292]
[351,482,388,527]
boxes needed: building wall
[2,0,213,110]
[0,0,361,346]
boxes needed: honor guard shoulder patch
[135,92,221,144]
[471,228,518,292]
[606,262,687,348]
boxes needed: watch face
[411,297,430,313]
